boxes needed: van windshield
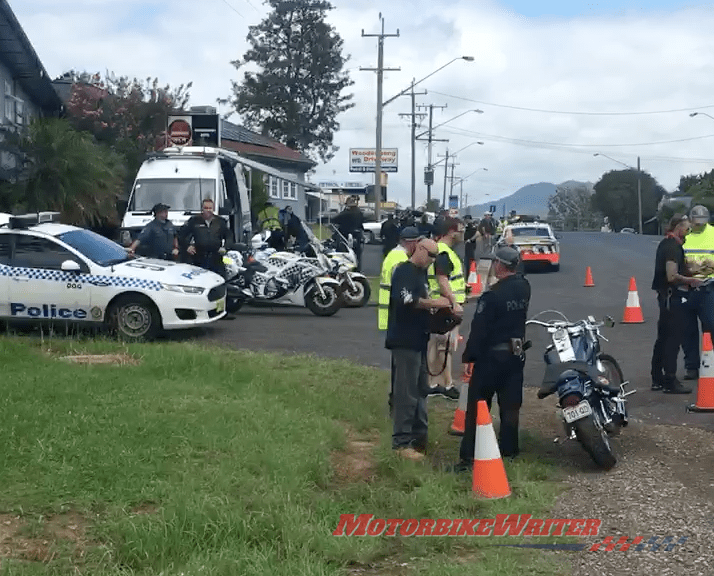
[129,179,216,212]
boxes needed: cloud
[13,0,714,208]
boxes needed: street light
[593,152,642,234]
[415,109,483,140]
[690,111,714,122]
[373,56,474,221]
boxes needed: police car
[497,218,560,271]
[0,213,226,340]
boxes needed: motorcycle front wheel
[342,277,371,307]
[305,284,342,316]
[574,412,617,471]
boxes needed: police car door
[7,233,92,322]
[0,234,9,317]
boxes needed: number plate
[562,400,592,423]
[216,298,226,313]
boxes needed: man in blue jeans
[681,205,714,381]
[386,238,455,461]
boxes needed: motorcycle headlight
[160,283,205,295]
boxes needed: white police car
[0,212,226,340]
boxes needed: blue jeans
[681,287,714,371]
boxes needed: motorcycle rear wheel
[305,284,341,316]
[343,277,371,307]
[574,412,617,471]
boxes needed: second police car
[497,217,561,271]
[0,213,226,340]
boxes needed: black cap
[494,246,520,267]
[152,203,170,214]
[400,226,420,240]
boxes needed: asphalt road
[193,232,714,432]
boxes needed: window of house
[15,99,23,126]
[282,181,297,201]
[4,81,13,123]
[269,176,280,199]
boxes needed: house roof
[0,0,62,113]
[220,118,315,170]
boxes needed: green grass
[0,336,570,576]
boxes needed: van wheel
[108,295,161,341]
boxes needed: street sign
[489,204,496,213]
[349,148,398,173]
[167,116,192,146]
[448,195,459,209]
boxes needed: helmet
[690,204,710,225]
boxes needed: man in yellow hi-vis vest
[426,216,466,399]
[379,226,422,413]
[681,205,714,382]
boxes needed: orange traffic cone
[472,400,511,499]
[584,266,595,287]
[622,277,644,323]
[688,332,714,412]
[462,362,473,383]
[467,261,483,298]
[448,383,469,436]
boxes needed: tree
[0,118,125,226]
[677,169,714,213]
[229,0,354,163]
[591,169,665,233]
[62,71,191,184]
[547,182,600,230]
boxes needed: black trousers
[459,352,524,460]
[651,290,687,383]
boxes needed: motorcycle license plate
[562,401,592,423]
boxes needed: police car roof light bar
[9,212,61,229]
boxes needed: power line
[429,90,714,116]
[220,0,244,18]
[439,126,714,149]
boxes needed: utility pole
[398,82,426,209]
[438,149,450,210]
[637,156,642,234]
[416,103,447,205]
[361,15,399,223]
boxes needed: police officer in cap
[453,246,531,471]
[127,203,179,260]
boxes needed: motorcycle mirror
[604,316,615,328]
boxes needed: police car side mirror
[61,260,81,273]
[555,234,563,240]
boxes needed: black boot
[663,376,692,394]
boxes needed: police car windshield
[57,230,129,266]
[512,227,550,237]
[129,179,216,212]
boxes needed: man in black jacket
[332,196,365,270]
[179,198,231,276]
[454,246,531,470]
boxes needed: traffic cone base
[689,332,714,412]
[472,400,511,499]
[584,266,595,287]
[622,277,644,323]
[448,383,469,436]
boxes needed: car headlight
[160,283,205,295]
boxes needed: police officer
[179,198,232,276]
[127,203,179,260]
[454,246,531,470]
[332,196,365,271]
[680,205,714,381]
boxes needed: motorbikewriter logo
[333,514,688,552]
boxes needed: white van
[119,146,253,247]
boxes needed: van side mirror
[116,199,128,216]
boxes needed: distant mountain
[464,181,593,218]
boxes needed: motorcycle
[526,310,636,470]
[222,243,343,317]
[322,225,371,307]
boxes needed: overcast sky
[12,0,714,207]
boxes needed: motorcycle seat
[539,361,601,399]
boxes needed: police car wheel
[109,295,160,341]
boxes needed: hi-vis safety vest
[378,246,409,330]
[683,224,714,277]
[427,242,466,303]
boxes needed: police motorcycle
[222,237,343,317]
[526,310,635,470]
[321,224,370,307]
